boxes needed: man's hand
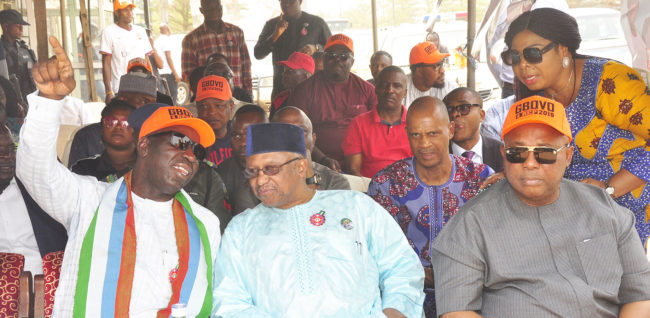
[580,178,606,189]
[298,44,317,55]
[105,93,114,104]
[480,172,504,190]
[383,308,407,318]
[322,157,341,173]
[32,36,75,100]
[272,14,288,42]
[424,267,434,288]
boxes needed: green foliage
[168,0,194,33]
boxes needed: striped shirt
[181,22,252,94]
[432,179,650,317]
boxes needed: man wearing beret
[18,36,220,317]
[0,9,35,102]
[431,96,650,317]
[213,122,424,317]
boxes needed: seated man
[342,66,412,178]
[0,125,67,275]
[367,50,392,86]
[367,96,493,318]
[405,42,456,107]
[444,87,504,172]
[71,100,231,231]
[18,37,220,316]
[67,71,158,167]
[287,33,377,166]
[213,122,425,317]
[270,52,315,116]
[432,96,650,317]
[196,75,234,167]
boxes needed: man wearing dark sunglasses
[431,96,650,318]
[405,42,457,108]
[287,33,377,168]
[443,87,504,172]
[213,122,424,318]
[18,37,223,317]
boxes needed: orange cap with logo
[409,42,450,65]
[126,57,152,74]
[324,34,354,53]
[138,105,216,147]
[114,0,135,12]
[501,95,572,142]
[196,75,232,102]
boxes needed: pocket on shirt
[342,104,367,118]
[576,234,623,295]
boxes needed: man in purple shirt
[286,33,377,166]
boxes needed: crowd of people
[2,0,650,317]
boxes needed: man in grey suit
[444,87,503,172]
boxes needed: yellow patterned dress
[566,57,650,248]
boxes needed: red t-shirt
[287,72,377,162]
[341,105,412,178]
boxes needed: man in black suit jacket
[444,87,504,172]
[0,125,67,275]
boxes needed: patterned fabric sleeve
[367,167,409,234]
[596,61,650,141]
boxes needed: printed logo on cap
[167,107,193,120]
[513,98,556,120]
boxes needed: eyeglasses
[416,62,444,71]
[504,145,569,164]
[324,52,353,62]
[102,116,130,129]
[152,132,206,161]
[242,157,302,179]
[447,103,481,116]
[501,42,557,66]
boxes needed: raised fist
[32,36,76,100]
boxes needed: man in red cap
[270,51,314,116]
[196,75,234,167]
[405,42,457,108]
[100,0,153,104]
[19,36,221,317]
[287,33,377,170]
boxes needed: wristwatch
[604,181,615,197]
[306,173,322,186]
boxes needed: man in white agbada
[17,36,220,317]
[212,122,425,317]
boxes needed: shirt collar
[374,104,407,126]
[450,135,483,159]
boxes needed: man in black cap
[0,9,35,102]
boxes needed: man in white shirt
[444,87,504,172]
[18,36,220,317]
[405,42,458,108]
[100,0,152,104]
[155,23,181,103]
[0,125,67,275]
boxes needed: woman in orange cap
[504,8,650,248]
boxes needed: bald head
[407,96,450,126]
[271,106,315,152]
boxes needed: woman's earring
[562,57,570,68]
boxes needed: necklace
[550,66,573,101]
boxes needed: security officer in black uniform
[0,9,36,103]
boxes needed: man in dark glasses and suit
[431,95,650,318]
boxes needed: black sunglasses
[504,145,568,164]
[243,157,302,179]
[324,52,353,62]
[501,42,557,66]
[447,103,481,116]
[152,132,206,161]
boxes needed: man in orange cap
[100,0,153,104]
[196,75,234,167]
[405,42,457,108]
[18,36,222,317]
[431,96,650,318]
[287,33,377,169]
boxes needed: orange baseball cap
[324,34,354,53]
[409,42,450,65]
[127,57,152,74]
[114,0,135,12]
[196,75,232,102]
[134,104,216,147]
[501,96,572,142]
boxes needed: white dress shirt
[451,135,484,165]
[0,177,42,275]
